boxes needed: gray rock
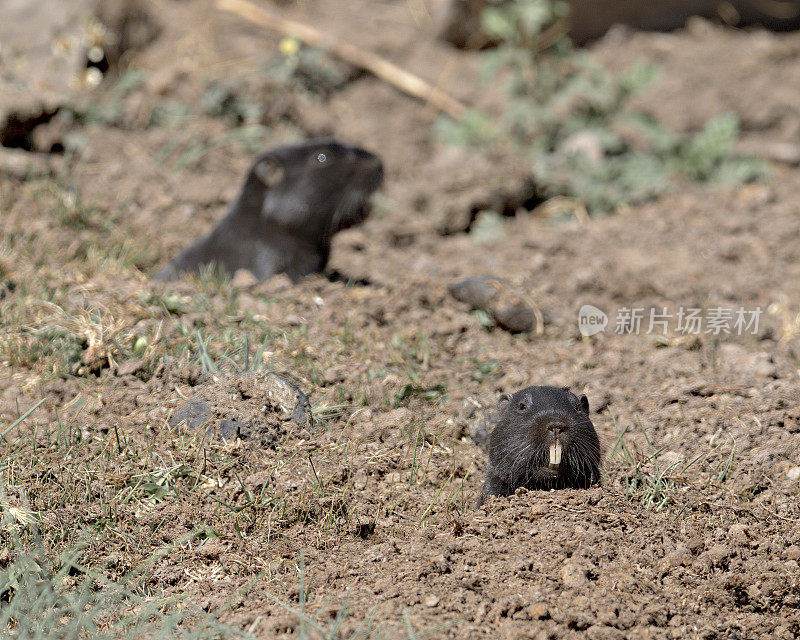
[447,275,499,309]
[448,275,539,333]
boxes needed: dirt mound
[170,371,314,444]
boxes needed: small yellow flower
[279,36,300,57]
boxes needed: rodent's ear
[254,157,285,187]
[497,393,512,411]
[578,394,590,415]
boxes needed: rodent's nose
[348,147,373,161]
[348,148,383,175]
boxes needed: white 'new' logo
[578,304,608,337]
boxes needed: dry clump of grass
[1,495,445,640]
[0,376,463,638]
[0,481,252,640]
[0,364,469,554]
[0,300,135,379]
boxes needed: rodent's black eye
[517,401,527,411]
[317,153,327,164]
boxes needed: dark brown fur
[478,386,601,506]
[154,138,383,282]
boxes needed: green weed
[438,0,769,214]
[471,359,499,382]
[394,384,448,407]
[609,415,735,510]
[201,80,266,125]
[264,42,346,95]
[77,70,145,126]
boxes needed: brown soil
[1,1,799,639]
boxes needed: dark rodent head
[240,138,383,240]
[489,386,601,490]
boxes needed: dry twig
[216,0,468,119]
